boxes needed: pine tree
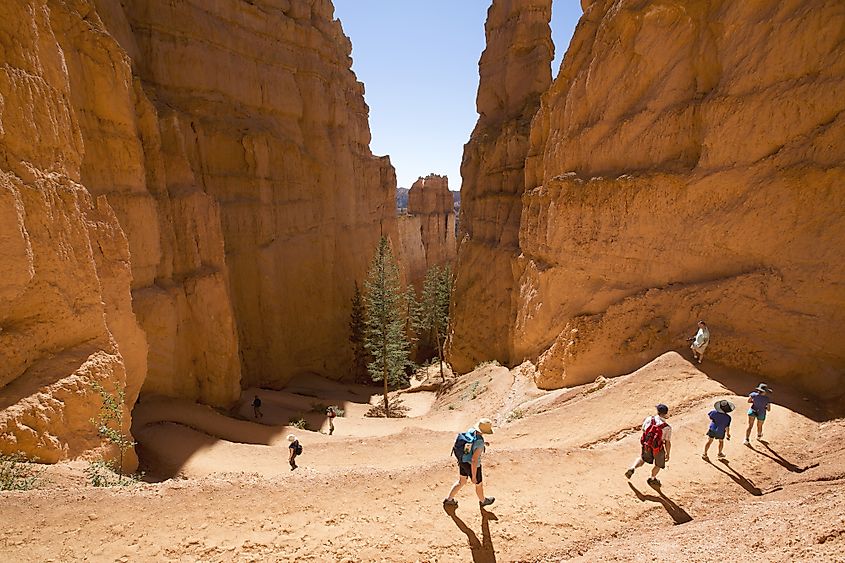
[420,264,454,381]
[363,236,411,416]
[349,282,370,384]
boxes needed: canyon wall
[396,174,457,290]
[1,0,395,462]
[448,0,554,371]
[453,0,845,398]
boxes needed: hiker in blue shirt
[702,399,735,460]
[443,418,495,509]
[744,383,773,445]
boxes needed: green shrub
[288,417,309,430]
[0,454,41,491]
[507,408,525,422]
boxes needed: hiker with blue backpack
[625,404,672,487]
[443,418,495,509]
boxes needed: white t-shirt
[694,327,710,347]
[642,415,672,443]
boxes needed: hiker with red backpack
[443,418,495,509]
[625,404,672,487]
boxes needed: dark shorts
[458,462,483,483]
[641,447,666,469]
[707,429,726,440]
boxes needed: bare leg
[745,416,755,441]
[474,481,485,501]
[717,439,725,456]
[757,419,765,438]
[703,437,714,457]
[447,476,468,500]
[651,465,661,478]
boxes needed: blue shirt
[708,410,731,433]
[749,391,771,413]
[460,428,486,464]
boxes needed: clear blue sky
[332,1,583,190]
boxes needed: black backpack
[294,441,303,455]
[452,430,476,461]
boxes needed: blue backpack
[452,430,477,461]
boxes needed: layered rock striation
[1,0,395,462]
[452,0,845,399]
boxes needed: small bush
[0,454,41,491]
[469,381,486,400]
[447,404,456,411]
[365,397,409,418]
[507,408,525,422]
[474,360,500,370]
[288,417,309,430]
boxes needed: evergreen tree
[349,282,370,383]
[420,264,454,381]
[363,236,411,416]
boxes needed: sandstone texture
[448,0,554,372]
[452,0,845,399]
[1,0,395,462]
[395,174,457,289]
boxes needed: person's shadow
[628,482,693,525]
[749,442,820,473]
[704,458,765,496]
[443,504,498,563]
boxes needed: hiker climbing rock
[288,434,302,470]
[626,404,672,487]
[745,383,773,445]
[688,320,710,364]
[703,399,735,460]
[443,418,495,509]
[252,395,263,419]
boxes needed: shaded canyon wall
[451,0,845,399]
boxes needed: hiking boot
[624,468,634,479]
[443,498,458,507]
[701,454,709,461]
[647,477,661,487]
[479,497,495,508]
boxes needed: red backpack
[640,417,668,453]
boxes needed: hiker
[625,404,672,487]
[744,383,773,445]
[688,320,710,364]
[443,418,496,509]
[703,399,735,460]
[326,406,336,436]
[288,434,302,470]
[252,395,263,419]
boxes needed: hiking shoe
[443,498,458,507]
[647,477,661,487]
[624,468,634,479]
[701,454,709,461]
[717,453,727,459]
[757,434,766,442]
[743,439,751,446]
[479,497,495,508]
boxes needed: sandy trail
[1,354,842,562]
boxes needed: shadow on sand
[628,482,693,525]
[444,505,498,563]
[703,458,767,496]
[748,442,820,473]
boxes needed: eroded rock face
[454,0,845,398]
[1,0,395,462]
[448,0,553,372]
[397,174,457,289]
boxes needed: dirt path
[1,354,842,562]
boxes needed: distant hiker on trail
[443,418,495,509]
[745,383,773,445]
[626,404,672,487]
[252,395,263,419]
[688,320,710,364]
[703,399,735,460]
[288,434,302,470]
[326,406,337,436]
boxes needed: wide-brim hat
[755,383,773,393]
[714,400,735,413]
[477,418,494,434]
[287,434,297,442]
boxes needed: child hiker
[745,383,773,445]
[703,399,735,460]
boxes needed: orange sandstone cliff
[451,0,845,399]
[1,0,395,462]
